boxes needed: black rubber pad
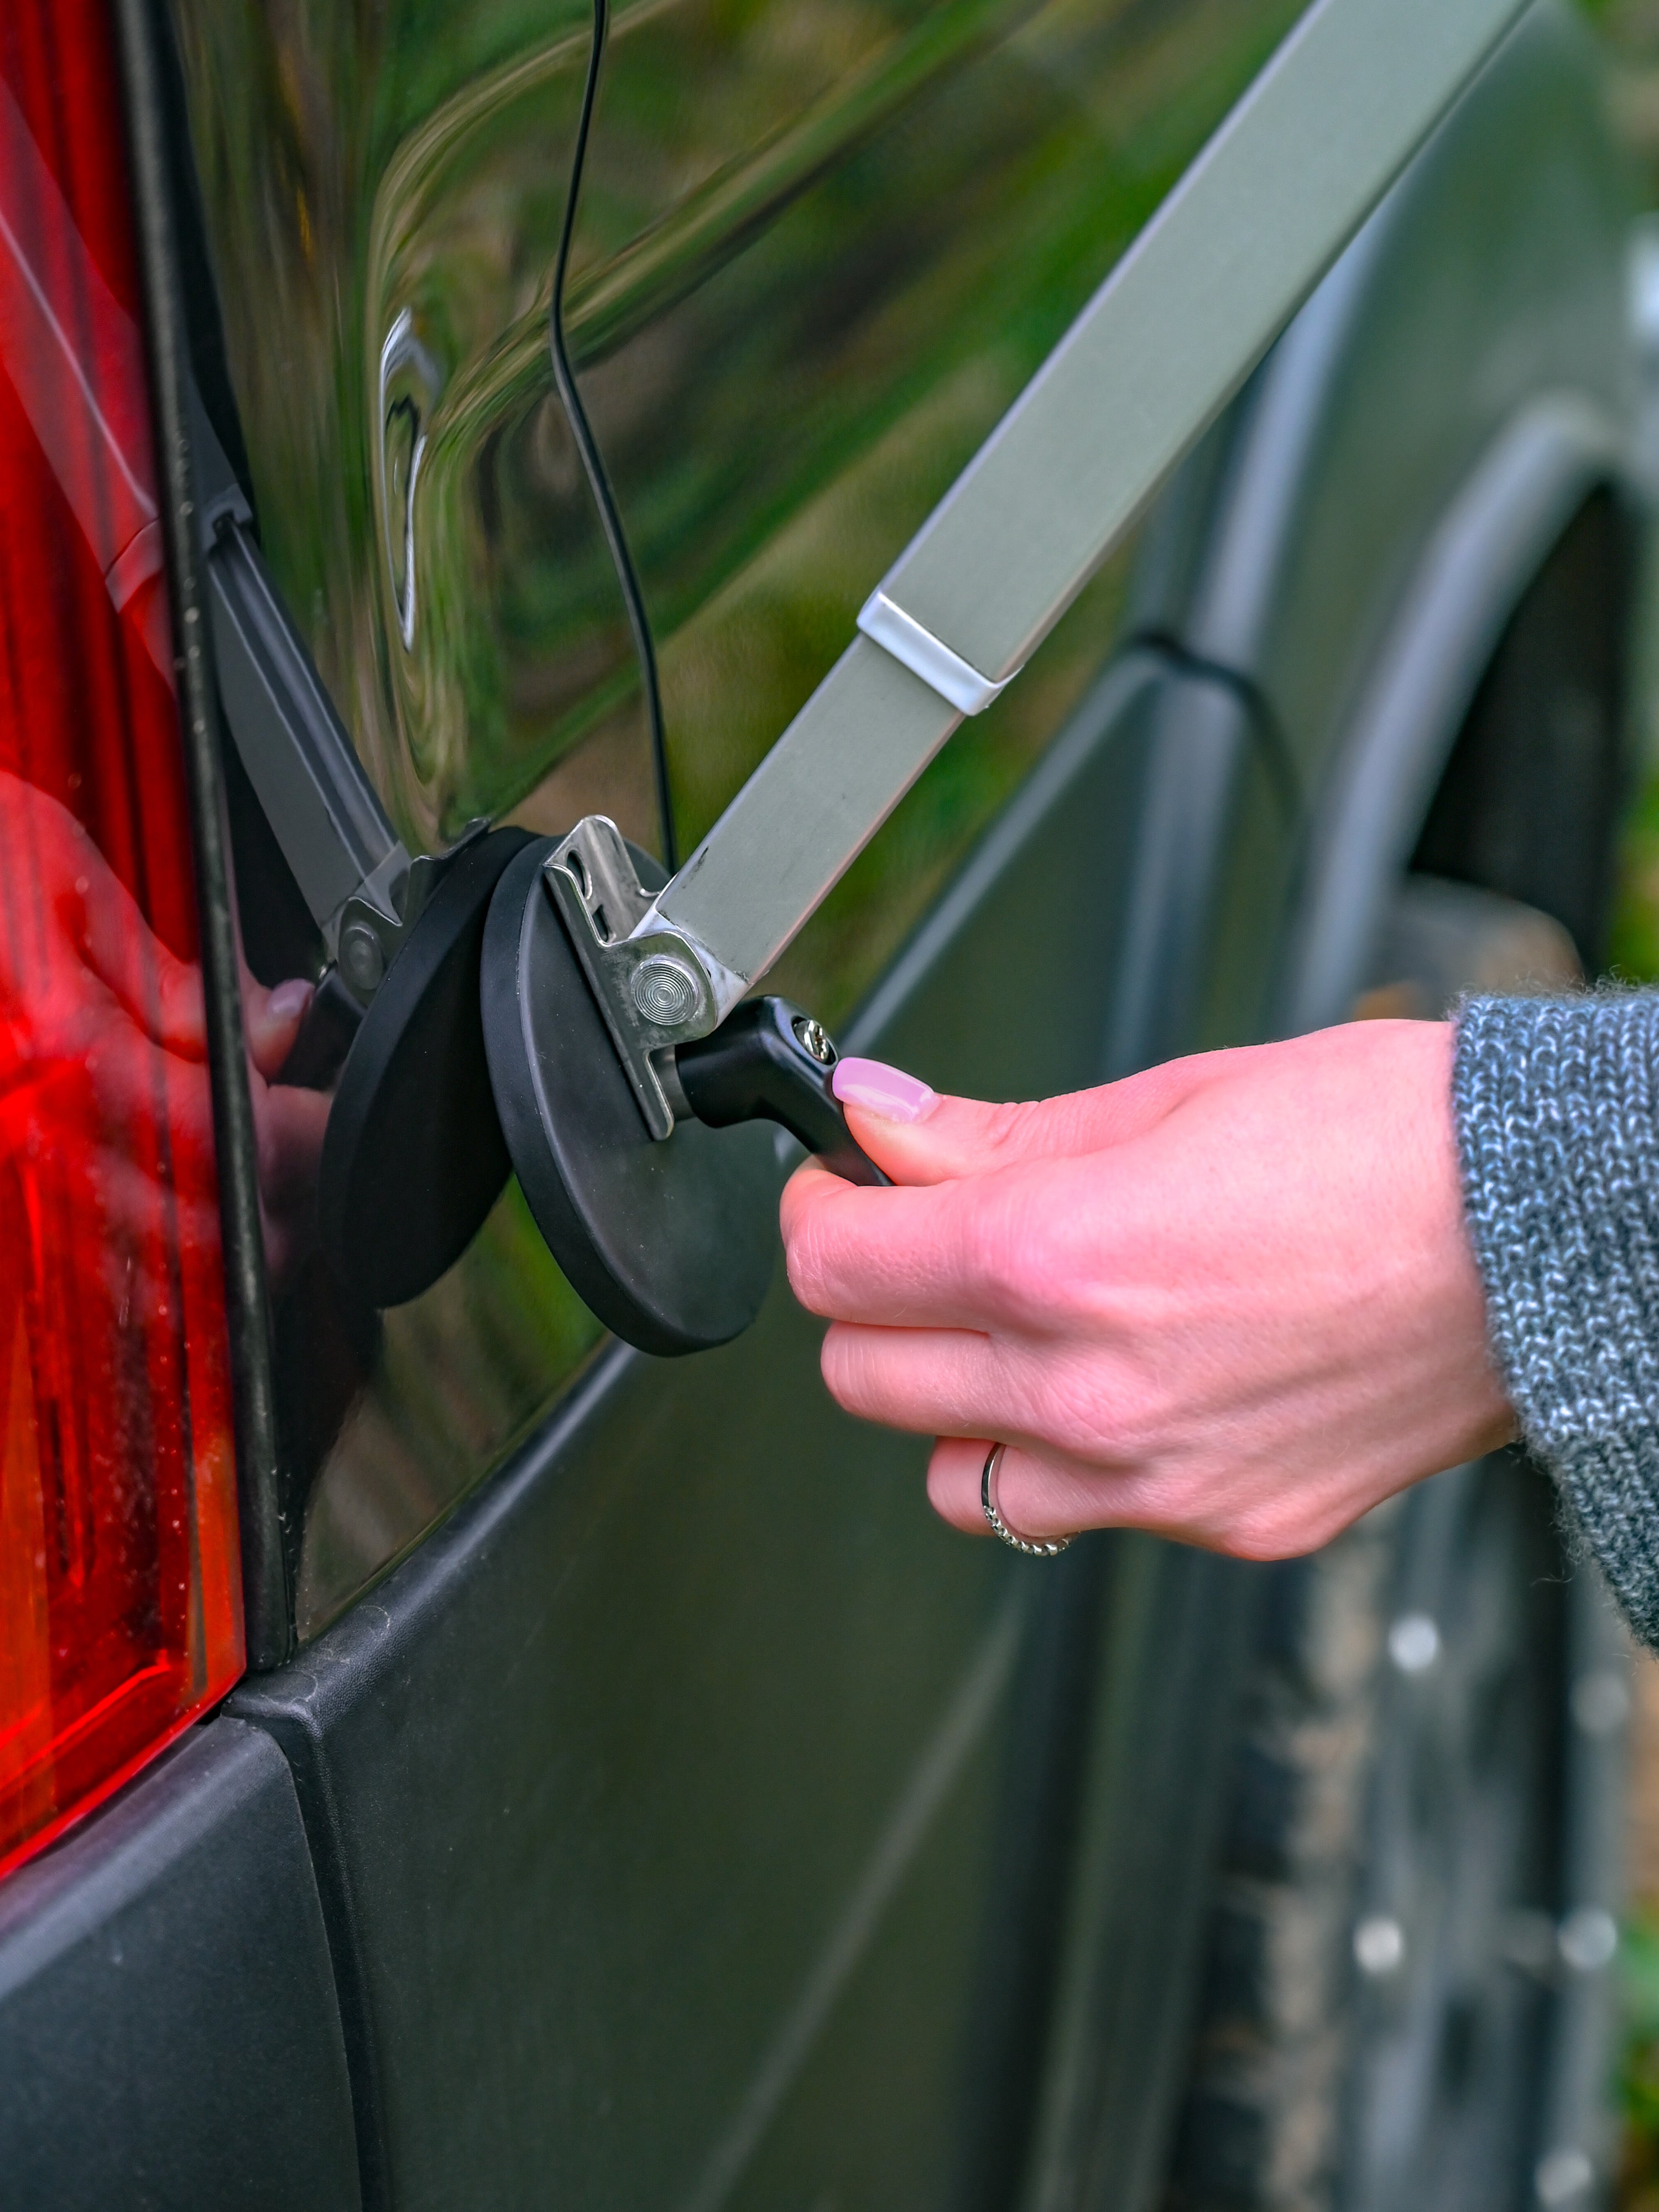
[320,827,535,1307]
[481,837,778,1355]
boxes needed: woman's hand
[0,770,331,1296]
[779,1020,1514,1558]
[0,771,222,1287]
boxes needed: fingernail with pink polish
[832,1057,939,1123]
[268,978,314,1022]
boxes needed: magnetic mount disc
[320,826,536,1308]
[481,837,779,1356]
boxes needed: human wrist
[1454,989,1659,1642]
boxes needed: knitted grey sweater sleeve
[1453,991,1659,1644]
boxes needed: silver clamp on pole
[854,592,1017,716]
[540,817,740,1140]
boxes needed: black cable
[549,0,677,872]
[1136,627,1305,830]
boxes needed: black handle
[675,999,889,1186]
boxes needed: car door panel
[240,1323,1042,2212]
[226,648,1279,2211]
[0,1718,359,2211]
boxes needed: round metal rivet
[629,955,701,1028]
[341,918,385,992]
[1353,1915,1405,1976]
[1387,1613,1441,1675]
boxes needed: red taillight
[0,0,242,1880]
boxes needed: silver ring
[981,1444,1072,1557]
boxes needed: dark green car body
[0,3,1645,2208]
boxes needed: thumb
[242,972,315,1081]
[830,1051,1224,1185]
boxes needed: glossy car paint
[0,2,1640,2208]
[166,0,1307,1625]
[207,4,1634,2208]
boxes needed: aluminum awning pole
[630,0,1531,1025]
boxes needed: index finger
[780,1152,1071,1332]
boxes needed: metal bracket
[185,377,487,1016]
[206,512,411,1003]
[540,817,731,1139]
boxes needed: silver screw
[792,1016,836,1065]
[1387,1613,1441,1675]
[340,917,384,993]
[1353,1915,1405,1976]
